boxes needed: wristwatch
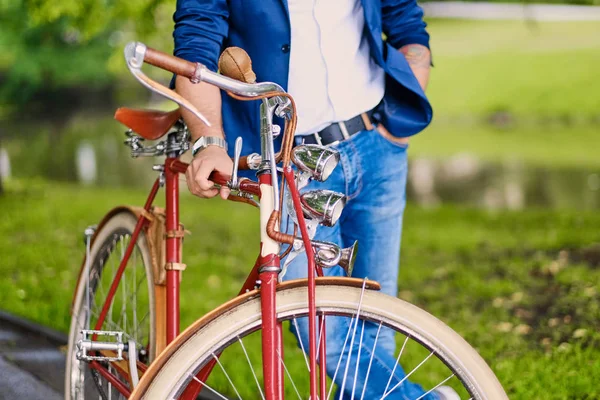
[191,136,228,157]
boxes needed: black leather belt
[295,109,375,147]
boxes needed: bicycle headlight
[291,145,340,182]
[300,190,346,227]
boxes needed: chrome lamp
[291,144,340,182]
[300,189,346,227]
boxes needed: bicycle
[64,41,508,400]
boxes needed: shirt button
[281,44,290,53]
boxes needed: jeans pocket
[373,126,409,151]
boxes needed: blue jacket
[173,0,433,157]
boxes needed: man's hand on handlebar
[186,146,232,199]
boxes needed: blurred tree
[0,0,174,123]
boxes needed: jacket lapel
[361,0,380,31]
[279,0,289,17]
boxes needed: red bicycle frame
[89,41,330,400]
[89,155,326,399]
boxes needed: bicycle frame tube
[257,171,284,400]
[90,360,132,397]
[165,157,182,343]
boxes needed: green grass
[411,123,600,168]
[1,180,599,398]
[409,19,600,167]
[426,19,600,119]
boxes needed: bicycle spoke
[338,280,368,399]
[381,351,435,400]
[122,274,147,315]
[383,334,410,395]
[93,267,106,315]
[350,319,366,399]
[120,270,127,335]
[108,364,114,399]
[326,297,363,399]
[237,336,265,400]
[414,373,455,400]
[212,353,243,400]
[359,321,383,400]
[191,375,230,400]
[133,249,138,343]
[108,239,117,331]
[292,317,310,372]
[315,313,326,361]
[276,347,302,400]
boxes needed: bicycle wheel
[131,278,506,400]
[65,212,157,400]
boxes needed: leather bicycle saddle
[114,108,181,140]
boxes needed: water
[407,154,600,210]
[3,121,599,210]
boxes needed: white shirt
[287,0,385,135]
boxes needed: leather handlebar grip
[210,171,260,195]
[218,47,257,83]
[144,47,198,79]
[209,171,229,187]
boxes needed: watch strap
[192,136,228,157]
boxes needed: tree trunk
[0,137,4,195]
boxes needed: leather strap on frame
[164,229,186,239]
[139,208,155,222]
[165,262,187,271]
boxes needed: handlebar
[126,42,287,99]
[144,47,198,79]
[124,41,298,182]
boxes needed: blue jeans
[281,129,437,400]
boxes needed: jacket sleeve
[173,0,229,72]
[381,0,430,50]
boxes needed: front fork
[258,172,285,400]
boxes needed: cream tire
[131,282,507,399]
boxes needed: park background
[0,0,599,398]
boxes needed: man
[174,1,456,399]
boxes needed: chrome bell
[300,189,346,227]
[292,145,340,182]
[313,240,358,277]
[339,240,358,277]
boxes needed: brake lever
[124,42,211,127]
[230,137,243,189]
